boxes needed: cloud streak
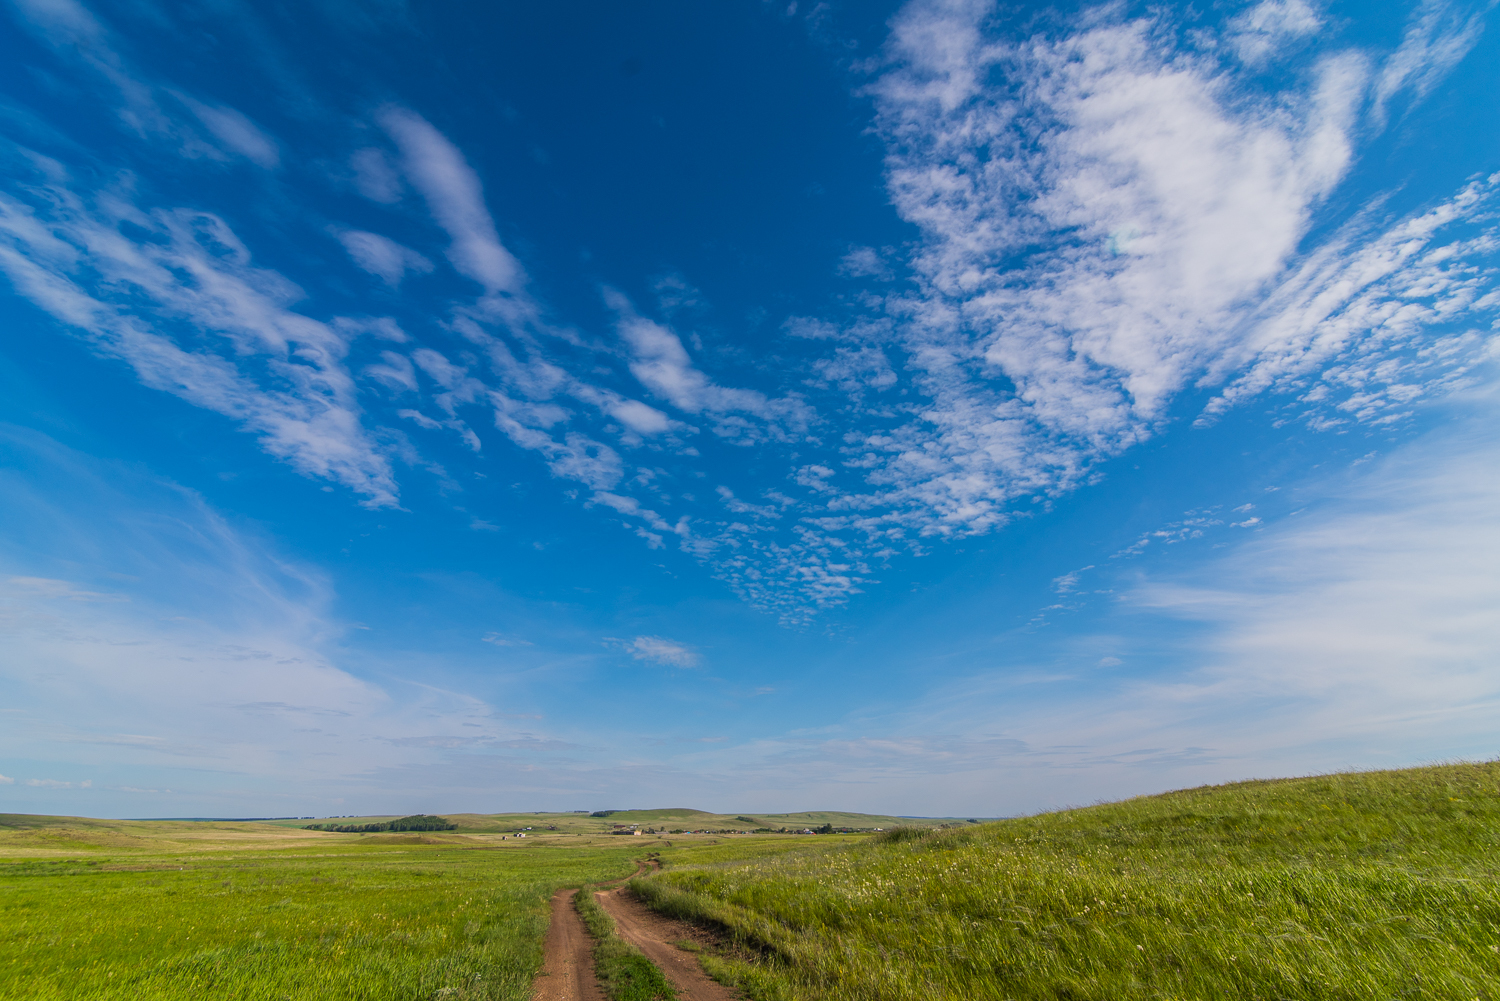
[0,184,401,506]
[377,107,525,296]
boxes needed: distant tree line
[303,815,456,833]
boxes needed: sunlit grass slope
[635,762,1500,1001]
[0,836,650,1001]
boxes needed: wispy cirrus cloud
[1372,0,1495,122]
[376,106,526,297]
[335,229,433,285]
[783,0,1499,556]
[607,288,813,444]
[0,184,403,507]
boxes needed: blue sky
[2,0,1498,820]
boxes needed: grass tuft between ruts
[634,762,1500,1001]
[573,888,677,1001]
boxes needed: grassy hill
[634,762,1500,1000]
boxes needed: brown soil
[595,886,741,1001]
[531,889,606,1001]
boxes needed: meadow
[635,763,1500,1000]
[0,812,857,1000]
[7,764,1498,1000]
[0,821,657,1001]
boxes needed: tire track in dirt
[532,888,606,1001]
[594,886,740,1001]
[530,861,654,1001]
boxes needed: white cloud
[839,245,896,280]
[172,94,280,168]
[6,0,1494,628]
[603,397,673,435]
[0,183,401,506]
[607,288,812,441]
[1372,0,1494,123]
[622,635,701,667]
[1078,414,1500,781]
[1052,566,1093,594]
[1201,174,1500,424]
[1227,0,1322,66]
[349,147,403,203]
[335,229,433,285]
[5,576,126,602]
[778,0,1499,556]
[378,107,526,295]
[0,774,14,784]
[686,417,1500,814]
[481,632,532,647]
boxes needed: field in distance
[257,808,990,836]
[0,812,819,1000]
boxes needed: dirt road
[530,857,738,1001]
[531,888,605,1001]
[594,886,740,1001]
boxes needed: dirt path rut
[594,886,740,1001]
[531,888,606,1001]
[530,862,655,1001]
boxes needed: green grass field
[635,763,1500,1000]
[8,765,1499,1000]
[0,811,851,1000]
[0,830,652,1001]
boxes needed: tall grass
[635,763,1500,1000]
[1,844,650,1000]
